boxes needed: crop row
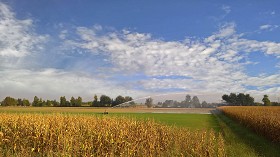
[219,106,280,143]
[0,113,225,156]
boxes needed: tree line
[222,93,280,106]
[0,94,133,107]
[92,94,133,107]
[147,95,216,108]
[1,93,279,107]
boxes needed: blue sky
[0,0,280,102]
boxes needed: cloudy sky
[1,0,280,102]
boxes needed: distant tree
[163,100,173,108]
[192,96,201,108]
[245,94,254,106]
[92,94,99,107]
[70,96,75,107]
[68,96,82,107]
[17,98,23,106]
[32,96,40,106]
[222,93,254,106]
[52,100,59,107]
[145,97,153,108]
[34,98,45,107]
[65,101,71,107]
[254,102,263,106]
[77,97,82,107]
[237,93,246,106]
[271,102,280,106]
[124,96,133,102]
[22,99,30,106]
[229,93,237,105]
[162,100,168,108]
[125,96,134,106]
[173,101,180,108]
[100,95,111,107]
[185,95,192,108]
[201,101,208,108]
[114,95,126,106]
[2,96,17,106]
[40,100,46,107]
[222,94,229,103]
[262,95,271,106]
[60,96,67,107]
[46,100,52,106]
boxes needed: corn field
[219,106,280,143]
[0,113,225,156]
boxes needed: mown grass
[105,113,221,131]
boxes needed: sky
[0,0,280,102]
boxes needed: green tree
[100,95,111,107]
[222,94,230,104]
[38,98,44,107]
[262,95,271,106]
[46,100,52,106]
[114,95,126,106]
[92,94,99,107]
[60,96,67,107]
[124,96,133,102]
[185,95,191,108]
[222,93,237,105]
[22,99,30,106]
[32,96,40,106]
[223,93,254,106]
[201,101,208,108]
[237,93,246,106]
[229,93,237,105]
[52,100,59,107]
[70,96,76,107]
[65,101,71,107]
[2,96,17,106]
[145,97,153,108]
[17,98,23,106]
[77,96,82,107]
[192,96,201,108]
[245,94,254,106]
[40,100,46,107]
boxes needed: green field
[104,113,220,131]
[0,107,279,156]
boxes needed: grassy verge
[214,112,280,157]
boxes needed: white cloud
[222,5,231,14]
[0,3,47,58]
[260,25,271,30]
[59,30,68,39]
[243,74,280,87]
[0,69,145,101]
[62,23,280,101]
[259,24,279,31]
[211,5,231,21]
